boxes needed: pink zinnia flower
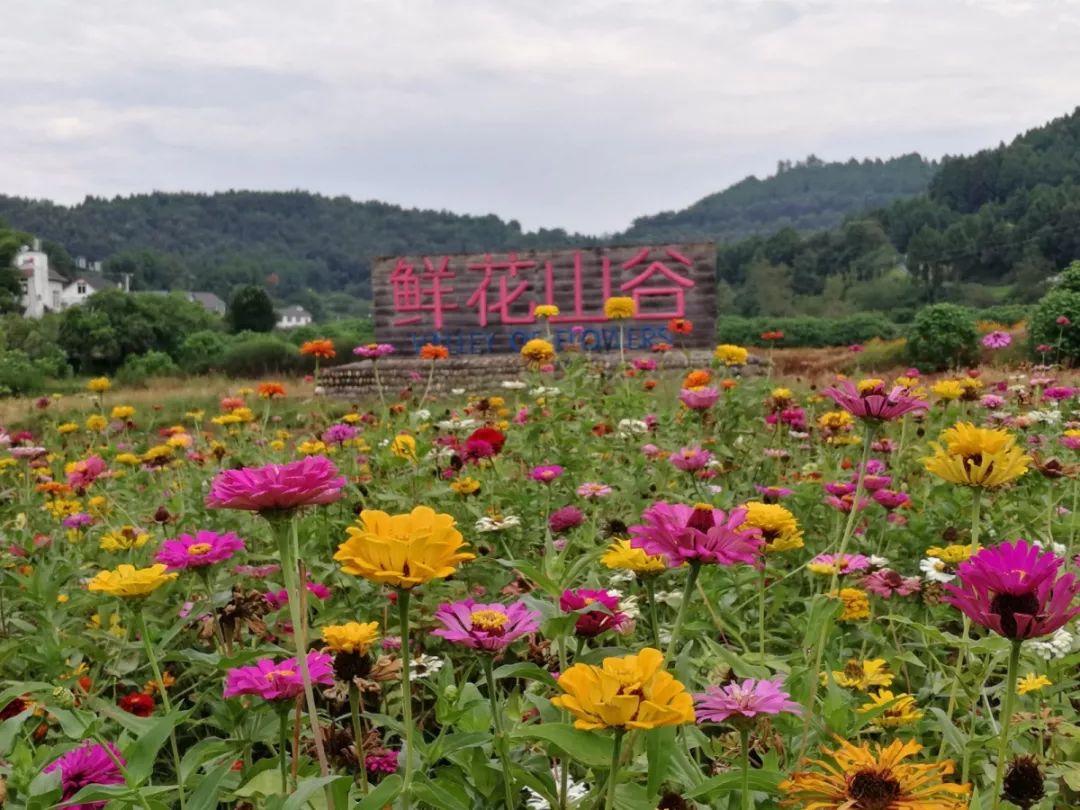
[980,394,1005,409]
[754,484,793,502]
[824,481,856,497]
[1061,436,1080,451]
[863,569,922,598]
[872,489,911,511]
[981,331,1012,349]
[577,482,612,499]
[670,446,712,472]
[66,456,108,492]
[43,741,126,810]
[549,506,584,533]
[224,651,334,701]
[633,357,657,371]
[206,455,346,512]
[860,475,892,492]
[1056,315,1071,326]
[679,387,720,411]
[810,553,872,575]
[824,495,870,513]
[322,423,358,445]
[821,380,927,421]
[1043,386,1076,402]
[943,539,1080,640]
[531,465,563,483]
[641,443,663,460]
[366,750,400,774]
[431,599,540,651]
[695,677,801,724]
[156,530,246,570]
[629,502,762,567]
[559,589,627,637]
[352,343,395,359]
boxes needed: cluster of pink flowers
[559,589,628,637]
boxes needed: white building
[60,270,124,308]
[277,305,312,328]
[16,241,124,318]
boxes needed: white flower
[653,590,684,609]
[525,768,589,809]
[411,654,445,679]
[617,419,648,437]
[1026,409,1062,424]
[868,555,890,569]
[530,386,560,397]
[451,388,466,395]
[501,380,527,390]
[435,418,479,431]
[1029,627,1075,661]
[919,557,954,583]
[1032,539,1068,558]
[411,408,432,423]
[607,570,636,586]
[475,515,522,532]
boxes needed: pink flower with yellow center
[431,599,540,651]
[155,530,246,570]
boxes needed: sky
[4,0,1080,234]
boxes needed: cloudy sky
[5,1,1080,233]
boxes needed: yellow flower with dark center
[779,737,970,809]
[342,413,362,424]
[922,422,1030,488]
[85,415,108,432]
[771,387,793,401]
[111,405,135,420]
[829,588,871,621]
[818,410,854,431]
[450,476,481,496]
[142,445,173,465]
[321,621,380,655]
[603,297,636,320]
[831,659,894,691]
[535,304,560,319]
[44,499,82,520]
[88,564,177,598]
[740,502,804,553]
[87,377,111,394]
[390,434,417,460]
[100,527,151,552]
[551,647,695,730]
[1017,673,1051,695]
[521,338,556,365]
[713,344,749,366]
[859,690,924,728]
[600,539,669,574]
[115,453,141,466]
[335,506,475,589]
[925,544,976,564]
[958,377,983,401]
[931,379,964,401]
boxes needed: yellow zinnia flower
[321,621,380,655]
[390,434,417,460]
[739,501,804,553]
[818,410,854,431]
[931,379,964,401]
[831,659,894,691]
[85,415,108,432]
[779,737,970,809]
[450,476,481,496]
[298,440,328,455]
[859,690,924,728]
[111,405,135,420]
[335,506,475,589]
[1017,673,1051,695]
[100,527,151,552]
[87,377,111,394]
[88,564,177,597]
[925,544,976,564]
[600,539,669,574]
[57,423,79,434]
[520,338,556,366]
[551,647,695,731]
[535,304,560,319]
[829,588,871,621]
[114,453,141,466]
[713,344,749,366]
[603,296,636,320]
[922,422,1031,489]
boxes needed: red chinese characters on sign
[388,247,695,328]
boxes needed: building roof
[278,305,311,318]
[20,265,68,284]
[188,291,226,313]
[65,270,117,291]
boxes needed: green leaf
[645,726,676,800]
[187,763,232,810]
[282,775,349,810]
[492,661,558,688]
[124,711,181,784]
[412,774,471,810]
[684,769,783,800]
[927,707,967,758]
[0,709,32,756]
[512,723,613,769]
[356,775,402,810]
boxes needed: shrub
[219,334,304,377]
[115,351,180,387]
[0,350,44,397]
[905,303,978,371]
[714,314,899,348]
[1029,274,1080,365]
[178,330,229,374]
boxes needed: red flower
[466,427,506,455]
[119,692,155,717]
[668,318,693,335]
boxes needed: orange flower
[257,382,287,399]
[721,379,738,390]
[299,339,336,359]
[651,342,673,353]
[668,318,693,335]
[683,369,712,389]
[419,343,450,360]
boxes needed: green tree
[227,285,276,333]
[906,302,978,370]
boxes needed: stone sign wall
[372,243,717,355]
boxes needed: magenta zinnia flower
[629,502,762,567]
[695,677,801,724]
[224,651,334,701]
[322,423,358,446]
[156,530,246,570]
[872,489,911,511]
[353,343,395,359]
[863,569,922,598]
[981,331,1012,349]
[431,599,540,651]
[822,380,928,421]
[531,465,563,483]
[43,741,126,810]
[206,455,346,512]
[67,456,108,492]
[943,539,1080,640]
[559,589,627,637]
[670,445,712,472]
[679,387,720,411]
[548,506,584,533]
[809,553,872,575]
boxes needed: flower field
[1,349,1079,810]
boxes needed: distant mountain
[620,154,937,243]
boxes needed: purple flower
[981,331,1012,349]
[695,678,801,724]
[206,456,346,513]
[322,423,359,446]
[678,387,720,411]
[43,741,126,810]
[531,465,563,483]
[980,394,1006,409]
[234,563,281,577]
[156,530,246,570]
[670,446,713,472]
[62,513,95,529]
[863,569,922,598]
[821,380,927,422]
[1043,386,1076,402]
[549,506,585,533]
[823,481,856,497]
[431,599,540,651]
[753,485,793,502]
[224,651,334,701]
[872,489,911,511]
[629,502,762,567]
[943,539,1080,639]
[860,475,892,492]
[559,589,627,637]
[366,749,400,774]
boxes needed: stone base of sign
[320,351,762,398]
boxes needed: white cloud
[3,0,1080,232]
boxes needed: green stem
[483,656,518,809]
[739,726,751,810]
[643,577,661,650]
[664,561,701,661]
[397,588,415,810]
[758,563,767,663]
[137,610,186,810]
[349,684,370,795]
[605,729,625,810]
[279,708,290,793]
[992,640,1022,810]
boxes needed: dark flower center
[989,590,1041,638]
[1002,755,1044,809]
[687,505,715,532]
[848,769,902,810]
